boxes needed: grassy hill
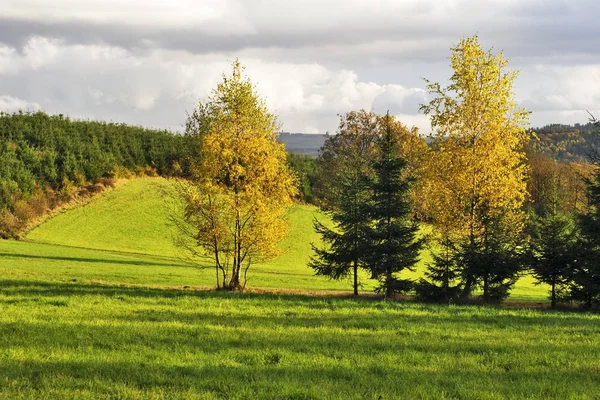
[2,177,545,298]
[3,178,375,292]
[1,178,598,399]
[27,179,181,257]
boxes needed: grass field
[10,178,375,292]
[1,177,597,399]
[7,178,546,299]
[1,282,599,399]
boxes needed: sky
[0,0,599,134]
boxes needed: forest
[0,111,190,237]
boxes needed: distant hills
[279,123,600,162]
[532,122,600,163]
[278,132,326,157]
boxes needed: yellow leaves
[182,60,297,288]
[422,35,529,240]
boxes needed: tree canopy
[421,35,530,302]
[181,60,297,291]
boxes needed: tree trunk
[461,231,477,301]
[461,278,473,301]
[483,275,489,303]
[353,259,359,296]
[230,267,240,290]
[551,281,556,309]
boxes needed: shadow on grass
[0,279,343,302]
[0,280,598,327]
[21,239,197,265]
[0,252,190,268]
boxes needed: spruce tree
[476,215,524,302]
[574,113,600,307]
[309,111,379,295]
[364,114,423,298]
[416,237,462,303]
[309,173,372,296]
[530,212,578,308]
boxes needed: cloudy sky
[1,0,599,134]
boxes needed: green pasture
[0,282,599,399]
[0,178,597,399]
[6,178,546,300]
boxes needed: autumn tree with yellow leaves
[181,60,296,291]
[420,36,530,302]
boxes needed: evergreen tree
[309,173,372,296]
[309,111,379,295]
[364,114,423,297]
[573,113,600,307]
[416,237,462,303]
[461,212,524,303]
[529,212,578,308]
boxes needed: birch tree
[182,60,296,291]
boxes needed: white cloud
[0,37,432,133]
[1,1,600,132]
[520,64,600,116]
[1,0,252,32]
[0,95,40,112]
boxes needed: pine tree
[309,173,372,296]
[573,113,600,307]
[416,237,462,304]
[364,114,423,298]
[309,111,379,295]
[530,212,578,308]
[459,211,524,303]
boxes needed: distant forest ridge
[279,122,600,162]
[530,122,600,163]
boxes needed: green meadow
[8,178,545,299]
[13,178,373,292]
[0,178,597,399]
[1,283,600,399]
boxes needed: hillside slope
[16,178,375,291]
[26,178,330,274]
[27,178,181,257]
[11,178,544,299]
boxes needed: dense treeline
[0,111,190,238]
[286,153,317,203]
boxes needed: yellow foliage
[183,59,297,290]
[421,36,530,241]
